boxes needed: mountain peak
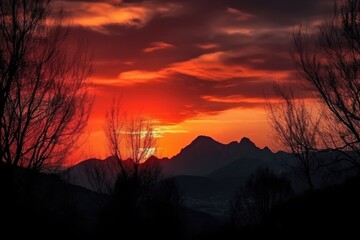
[192,135,216,144]
[262,146,273,153]
[239,137,256,148]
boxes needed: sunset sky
[61,0,332,161]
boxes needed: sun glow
[71,106,273,164]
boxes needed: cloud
[143,41,175,53]
[220,27,255,35]
[94,49,291,88]
[196,43,219,50]
[93,73,276,124]
[62,1,182,32]
[93,60,293,122]
[202,95,266,104]
[227,7,255,21]
[169,51,290,81]
[66,0,332,124]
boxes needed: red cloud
[143,42,175,53]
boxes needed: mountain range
[160,136,276,176]
[64,136,287,194]
[66,136,350,216]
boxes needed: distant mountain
[208,157,267,180]
[64,136,274,187]
[63,136,291,216]
[65,136,280,194]
[208,156,285,180]
[62,157,119,192]
[64,155,164,193]
[160,136,274,176]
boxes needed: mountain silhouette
[65,136,278,194]
[64,155,163,193]
[64,136,290,215]
[63,157,118,192]
[160,135,274,176]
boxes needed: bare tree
[266,86,322,191]
[231,168,292,227]
[293,0,360,171]
[125,116,156,179]
[104,100,158,193]
[0,0,92,171]
[104,99,128,180]
[100,103,183,235]
[84,159,115,194]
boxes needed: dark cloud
[224,52,294,71]
[228,0,330,26]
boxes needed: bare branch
[0,0,93,171]
[266,85,322,191]
[292,0,360,171]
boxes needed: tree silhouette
[104,100,158,185]
[266,86,322,191]
[101,102,183,236]
[0,0,92,171]
[84,159,115,194]
[231,168,292,227]
[105,101,159,199]
[293,0,360,172]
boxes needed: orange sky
[60,0,331,163]
[77,105,271,161]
